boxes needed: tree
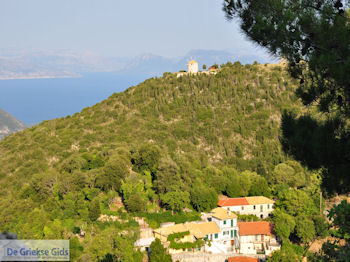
[223,0,350,117]
[313,215,329,238]
[202,64,207,70]
[267,244,302,262]
[223,0,350,195]
[149,239,172,262]
[273,210,296,240]
[133,143,161,174]
[96,155,129,192]
[154,158,181,194]
[190,185,218,212]
[160,191,190,212]
[272,162,306,188]
[309,200,350,261]
[125,193,146,213]
[295,215,316,244]
[249,174,271,197]
[89,199,101,222]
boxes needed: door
[231,240,234,246]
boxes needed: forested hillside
[0,62,324,261]
[0,108,26,139]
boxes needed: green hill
[0,62,322,261]
[0,108,26,139]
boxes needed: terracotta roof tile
[245,196,274,205]
[210,207,237,220]
[238,221,273,236]
[185,222,220,238]
[218,196,274,207]
[217,198,249,207]
[154,224,188,236]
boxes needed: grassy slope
[0,62,307,260]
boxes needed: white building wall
[223,204,274,218]
[209,217,239,250]
[187,62,198,73]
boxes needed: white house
[187,60,198,73]
[218,196,275,219]
[203,207,240,253]
[238,221,280,255]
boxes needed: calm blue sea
[0,73,148,125]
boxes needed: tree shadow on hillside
[280,111,350,195]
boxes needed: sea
[0,72,149,125]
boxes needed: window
[253,205,256,210]
[241,206,244,210]
[267,204,270,209]
[260,205,263,212]
[260,214,263,219]
[215,233,218,239]
[224,220,226,225]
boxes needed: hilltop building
[187,60,199,73]
[218,196,275,219]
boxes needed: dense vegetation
[223,0,350,260]
[0,62,325,261]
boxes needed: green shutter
[231,219,233,226]
[215,233,218,239]
[231,230,233,238]
[224,220,226,225]
[234,230,237,237]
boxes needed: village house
[238,221,280,255]
[228,256,260,262]
[204,207,240,253]
[218,196,275,219]
[153,221,220,254]
[135,201,280,257]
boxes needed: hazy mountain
[117,49,275,76]
[0,48,127,79]
[0,48,274,79]
[0,109,27,139]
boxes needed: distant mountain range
[0,109,27,139]
[0,48,276,79]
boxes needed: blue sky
[0,0,269,57]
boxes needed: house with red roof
[228,256,259,262]
[238,221,280,255]
[218,196,275,219]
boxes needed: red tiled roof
[228,257,259,262]
[217,198,249,207]
[238,221,273,236]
